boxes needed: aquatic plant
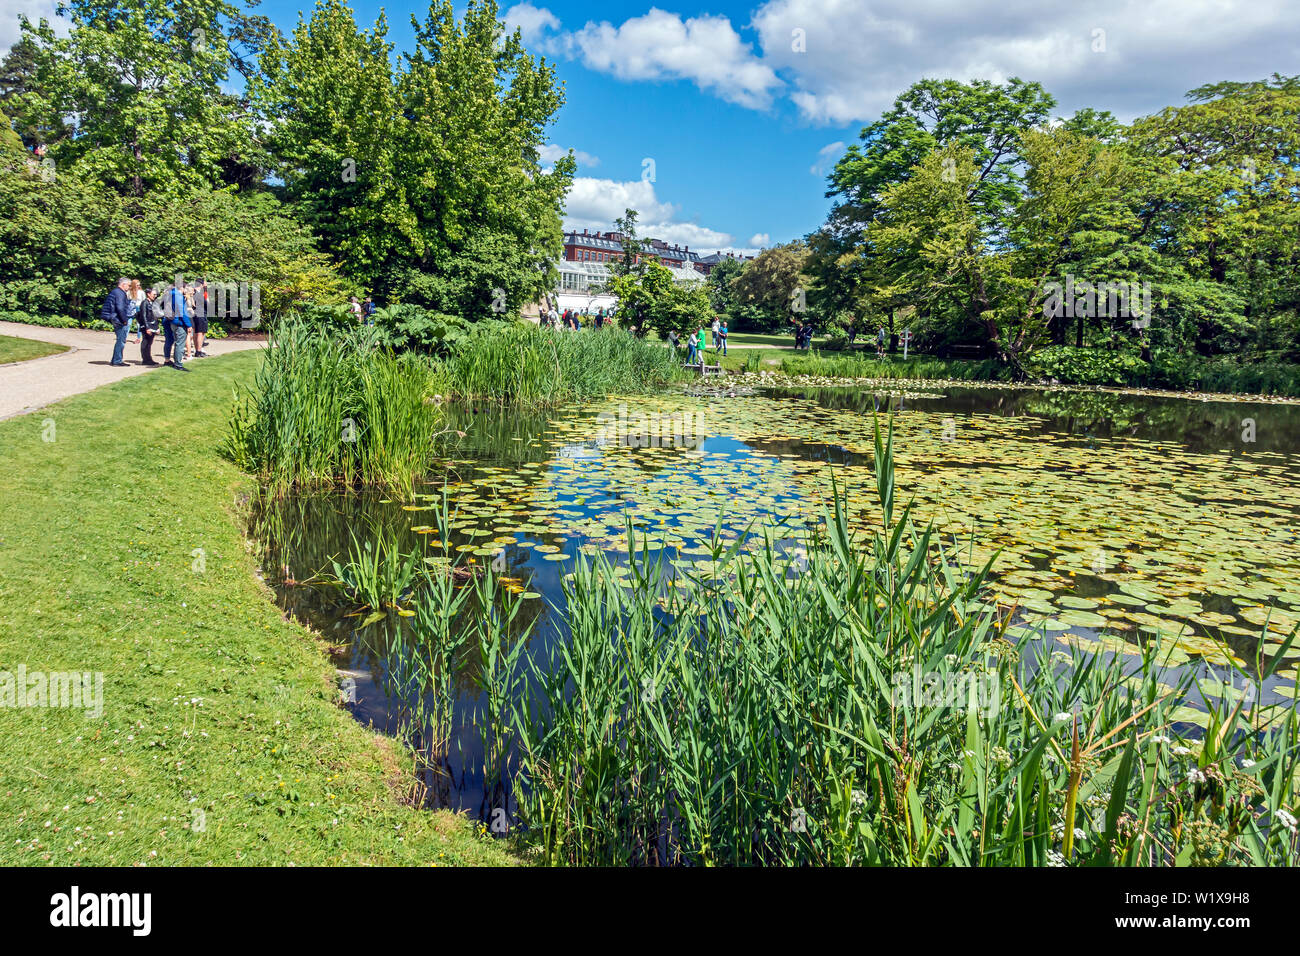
[437,323,689,405]
[223,321,442,495]
[498,420,1300,865]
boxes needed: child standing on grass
[718,320,728,356]
[696,327,707,364]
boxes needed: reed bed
[437,323,689,404]
[224,322,442,495]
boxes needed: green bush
[1022,346,1151,386]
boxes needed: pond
[252,384,1300,819]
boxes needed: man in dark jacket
[101,277,132,366]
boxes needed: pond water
[253,384,1300,818]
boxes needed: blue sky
[5,0,1294,254]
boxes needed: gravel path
[0,321,265,420]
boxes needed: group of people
[669,317,728,364]
[100,277,213,371]
[541,306,613,330]
[348,296,379,324]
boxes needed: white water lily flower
[1171,746,1192,756]
[1053,712,1074,723]
[1151,735,1171,745]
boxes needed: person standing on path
[718,319,728,356]
[166,283,192,371]
[191,280,210,357]
[711,316,720,349]
[101,277,132,366]
[127,279,145,344]
[138,287,161,365]
[696,326,707,365]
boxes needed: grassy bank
[777,347,1300,397]
[0,351,514,865]
[0,334,67,364]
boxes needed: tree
[12,0,268,198]
[606,259,710,339]
[705,256,744,314]
[257,0,572,318]
[728,241,811,332]
[864,129,1136,372]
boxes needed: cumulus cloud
[751,0,1298,123]
[562,176,753,253]
[501,2,562,48]
[747,233,771,247]
[540,143,599,167]
[527,6,784,109]
[507,2,1298,125]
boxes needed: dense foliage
[706,75,1300,382]
[0,0,568,326]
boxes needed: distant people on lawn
[711,316,720,349]
[718,319,728,355]
[685,329,697,363]
[696,326,707,364]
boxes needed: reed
[438,323,689,405]
[224,321,442,495]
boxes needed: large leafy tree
[865,129,1135,370]
[12,0,272,198]
[727,241,811,332]
[257,0,572,317]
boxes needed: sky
[3,0,1297,255]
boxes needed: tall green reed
[224,321,442,495]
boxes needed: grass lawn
[0,334,67,364]
[0,351,516,866]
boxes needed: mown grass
[0,334,67,364]
[781,350,1003,381]
[0,350,515,866]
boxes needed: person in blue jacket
[164,283,192,371]
[101,277,132,366]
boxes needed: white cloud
[501,2,561,48]
[751,0,1299,123]
[563,176,755,254]
[747,233,771,248]
[1,0,59,54]
[540,143,599,167]
[563,8,783,109]
[809,141,844,176]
